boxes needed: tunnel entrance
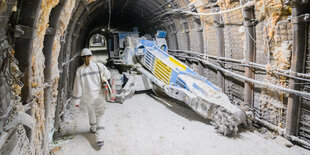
[88,28,109,64]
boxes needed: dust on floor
[52,93,310,155]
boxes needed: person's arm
[100,63,111,80]
[72,69,82,107]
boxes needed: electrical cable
[178,55,310,98]
[108,0,111,29]
[169,49,310,79]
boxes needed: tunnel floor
[52,93,309,155]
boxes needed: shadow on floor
[81,133,101,151]
[147,91,211,126]
[146,91,251,139]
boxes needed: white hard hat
[81,48,92,56]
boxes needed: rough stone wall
[166,24,175,49]
[46,0,77,147]
[219,1,246,105]
[52,0,77,136]
[188,18,203,74]
[190,0,293,127]
[176,19,190,50]
[30,0,60,154]
[188,18,202,53]
[255,0,292,127]
[12,0,78,153]
[258,20,292,127]
[0,45,31,155]
[253,20,268,111]
[200,7,218,85]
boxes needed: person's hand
[102,76,108,83]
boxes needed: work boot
[97,141,104,149]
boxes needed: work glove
[102,76,108,83]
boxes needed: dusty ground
[52,92,310,155]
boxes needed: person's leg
[94,97,107,144]
[87,103,96,133]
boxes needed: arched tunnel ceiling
[83,0,185,32]
[70,0,189,55]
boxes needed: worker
[71,48,111,149]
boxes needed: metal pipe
[241,1,255,108]
[286,3,308,136]
[42,0,67,154]
[212,6,225,91]
[169,49,310,79]
[255,117,310,149]
[152,0,173,13]
[178,53,307,85]
[255,117,285,135]
[177,55,310,99]
[135,65,166,88]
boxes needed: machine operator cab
[155,30,168,53]
[115,29,168,66]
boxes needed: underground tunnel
[1,0,310,154]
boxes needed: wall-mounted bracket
[45,27,56,36]
[14,25,36,39]
[291,13,310,23]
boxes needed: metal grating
[222,9,245,106]
[299,109,310,143]
[298,22,310,145]
[142,50,155,72]
[153,58,172,85]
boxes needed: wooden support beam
[241,1,255,108]
[14,0,42,104]
[212,6,225,91]
[286,2,309,136]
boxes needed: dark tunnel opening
[59,0,179,102]
[55,0,183,135]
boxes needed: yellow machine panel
[153,58,172,85]
[169,56,186,71]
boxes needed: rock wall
[30,0,60,154]
[254,0,292,127]
[190,0,293,128]
[0,0,77,154]
[46,0,77,149]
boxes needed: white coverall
[71,61,111,142]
